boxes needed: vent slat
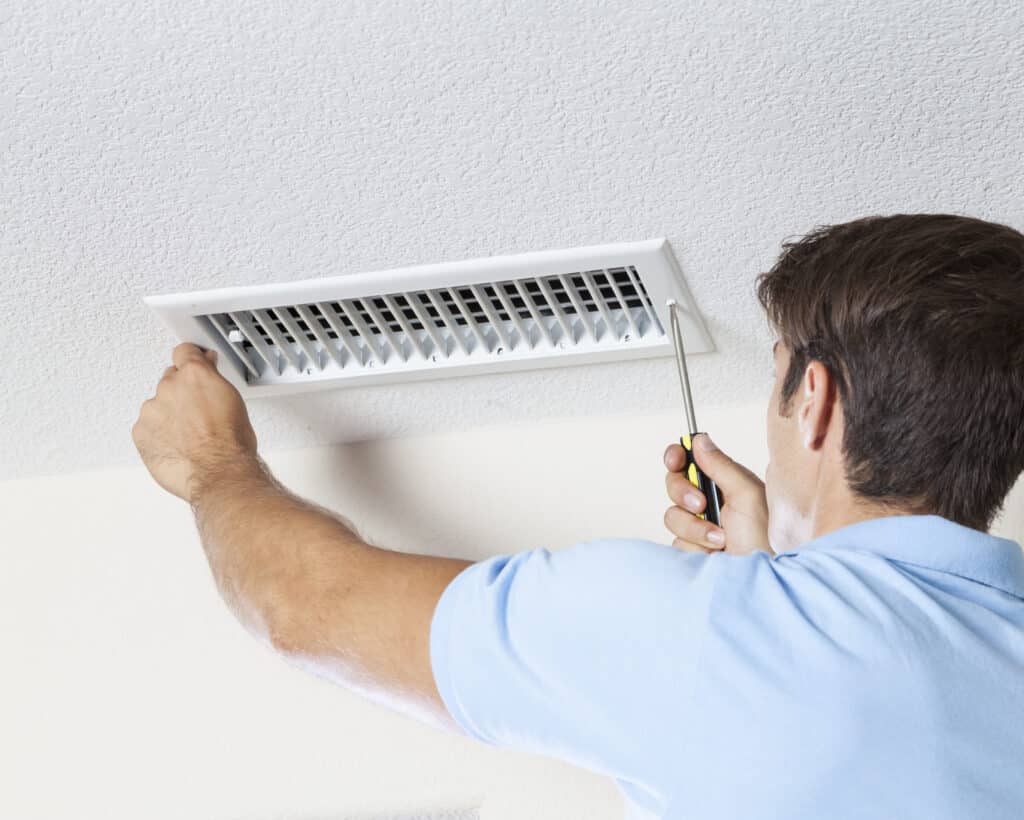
[447,287,491,352]
[253,308,303,371]
[469,285,511,351]
[427,289,471,355]
[580,271,619,341]
[275,307,323,371]
[314,302,364,366]
[492,284,531,350]
[294,305,344,369]
[207,313,261,378]
[537,278,574,342]
[558,275,596,341]
[607,272,640,340]
[229,310,283,375]
[513,279,554,347]
[408,293,449,358]
[382,294,427,360]
[360,298,406,363]
[336,300,385,365]
[626,266,662,335]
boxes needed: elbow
[259,585,312,657]
[234,563,355,661]
[266,618,303,657]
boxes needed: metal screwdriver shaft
[667,299,724,527]
[669,301,699,435]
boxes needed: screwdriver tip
[666,298,677,308]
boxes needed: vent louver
[145,239,713,396]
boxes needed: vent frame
[144,238,714,396]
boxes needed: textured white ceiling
[2,0,1022,481]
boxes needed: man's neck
[807,498,924,544]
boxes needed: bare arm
[132,343,473,733]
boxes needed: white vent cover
[144,238,714,396]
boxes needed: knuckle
[139,397,160,418]
[179,359,206,378]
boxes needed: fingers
[663,442,686,471]
[665,470,705,512]
[664,438,729,553]
[672,537,720,555]
[154,365,177,396]
[688,435,759,503]
[690,434,721,470]
[132,396,163,447]
[663,504,726,551]
[691,433,737,478]
[153,346,219,402]
[172,342,215,370]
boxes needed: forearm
[134,345,468,729]
[188,455,372,654]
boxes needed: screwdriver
[667,299,724,527]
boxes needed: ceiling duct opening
[145,238,714,396]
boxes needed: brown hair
[755,213,1024,532]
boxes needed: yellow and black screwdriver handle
[680,432,725,526]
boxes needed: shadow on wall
[242,810,480,820]
[354,811,480,820]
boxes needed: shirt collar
[776,514,1024,599]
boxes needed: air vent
[145,238,714,396]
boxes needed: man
[133,214,1024,819]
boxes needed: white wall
[2,402,1021,820]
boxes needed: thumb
[204,348,218,365]
[691,433,742,492]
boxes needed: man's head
[757,214,1024,551]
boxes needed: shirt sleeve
[429,537,724,781]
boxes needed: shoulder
[470,537,736,595]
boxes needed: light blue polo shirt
[430,514,1024,819]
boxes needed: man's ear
[798,361,836,451]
